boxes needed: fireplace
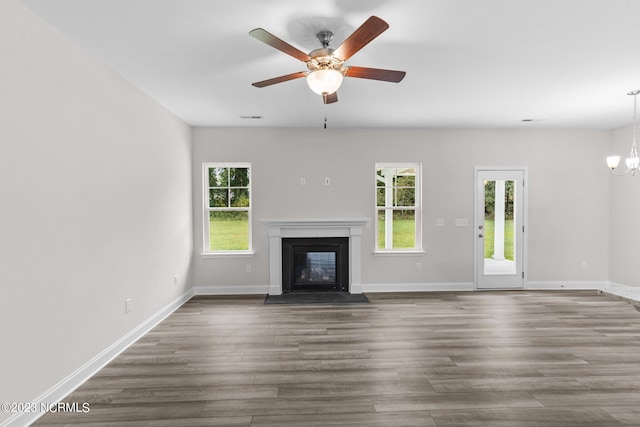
[261,218,369,295]
[282,237,349,293]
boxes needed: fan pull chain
[324,114,328,129]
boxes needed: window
[203,163,252,254]
[375,164,422,252]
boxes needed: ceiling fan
[249,16,406,104]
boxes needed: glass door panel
[476,169,525,289]
[483,179,516,275]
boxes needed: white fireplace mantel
[261,218,370,295]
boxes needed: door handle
[478,233,484,238]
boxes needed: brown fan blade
[345,66,406,83]
[332,16,389,61]
[323,92,338,104]
[249,28,311,62]
[252,71,307,88]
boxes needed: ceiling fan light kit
[249,16,406,104]
[306,69,343,95]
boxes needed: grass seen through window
[209,213,249,251]
[377,217,416,249]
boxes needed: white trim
[599,281,640,303]
[202,162,252,255]
[194,285,268,295]
[374,163,422,252]
[260,218,370,228]
[525,281,606,290]
[188,281,639,296]
[1,289,195,427]
[363,282,474,293]
[261,218,369,295]
[525,281,640,304]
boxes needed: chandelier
[607,90,640,176]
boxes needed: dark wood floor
[35,291,640,426]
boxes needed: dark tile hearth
[264,292,369,305]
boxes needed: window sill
[201,251,255,259]
[373,250,425,257]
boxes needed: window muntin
[203,163,251,253]
[375,164,421,251]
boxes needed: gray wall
[192,127,610,290]
[0,1,193,420]
[609,124,640,287]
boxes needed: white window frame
[375,163,423,254]
[202,162,253,257]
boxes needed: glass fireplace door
[282,238,349,293]
[292,250,338,291]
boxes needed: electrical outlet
[125,298,132,314]
[581,261,588,269]
[436,218,444,227]
[416,262,422,271]
[325,177,331,186]
[300,177,306,186]
[245,264,252,273]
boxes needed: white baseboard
[192,281,640,303]
[518,281,640,303]
[194,284,268,295]
[349,283,363,294]
[1,289,195,427]
[600,281,640,303]
[194,284,364,295]
[525,281,607,290]
[363,282,475,293]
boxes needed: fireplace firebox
[282,237,349,293]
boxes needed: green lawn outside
[377,218,415,249]
[209,218,249,251]
[210,217,511,256]
[484,219,514,260]
[212,218,417,250]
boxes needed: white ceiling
[20,0,640,129]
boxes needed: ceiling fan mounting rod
[316,30,334,48]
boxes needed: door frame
[474,166,528,290]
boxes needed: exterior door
[475,168,526,289]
